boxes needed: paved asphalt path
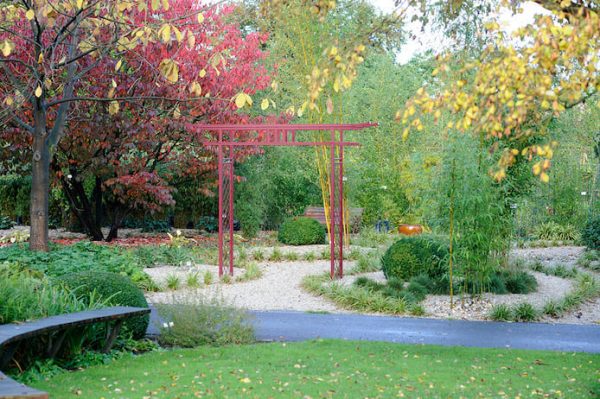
[147,308,600,353]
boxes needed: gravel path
[144,245,600,324]
[146,260,350,312]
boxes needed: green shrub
[0,216,15,229]
[57,271,149,339]
[278,217,326,246]
[197,216,218,233]
[141,219,171,233]
[156,293,254,347]
[0,264,105,324]
[581,216,600,250]
[381,236,448,281]
[489,304,512,321]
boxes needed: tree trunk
[59,174,105,241]
[29,130,50,251]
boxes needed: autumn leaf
[261,98,269,111]
[197,13,205,24]
[34,86,42,98]
[108,101,120,115]
[25,9,35,21]
[159,59,179,83]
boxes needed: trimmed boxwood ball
[57,271,149,339]
[381,236,448,281]
[582,216,600,250]
[278,217,326,246]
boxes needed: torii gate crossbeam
[200,122,377,279]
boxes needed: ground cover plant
[30,340,600,399]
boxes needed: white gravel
[147,260,349,313]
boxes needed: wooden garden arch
[200,122,377,279]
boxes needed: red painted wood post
[338,129,344,278]
[329,129,336,279]
[228,144,235,276]
[217,131,224,277]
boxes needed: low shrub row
[489,274,599,322]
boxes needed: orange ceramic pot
[398,224,423,236]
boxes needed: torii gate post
[201,123,377,279]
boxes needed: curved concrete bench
[0,306,150,399]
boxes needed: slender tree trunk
[30,123,50,251]
[106,210,122,242]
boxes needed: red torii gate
[200,122,377,279]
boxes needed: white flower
[67,174,73,179]
[176,229,182,236]
[162,322,168,328]
[381,185,388,190]
[169,322,174,327]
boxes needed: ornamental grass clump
[156,292,254,347]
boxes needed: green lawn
[32,340,599,399]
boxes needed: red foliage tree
[46,2,271,240]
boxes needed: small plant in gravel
[269,248,283,262]
[542,300,562,318]
[319,248,330,260]
[252,249,265,262]
[345,248,362,261]
[513,302,538,322]
[303,251,317,261]
[186,272,201,288]
[489,304,512,321]
[236,262,262,282]
[203,270,213,285]
[221,274,232,284]
[237,247,248,263]
[353,253,380,273]
[529,260,544,272]
[166,274,181,290]
[284,251,299,261]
